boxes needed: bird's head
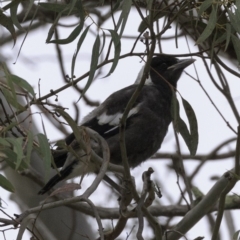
[150,55,195,88]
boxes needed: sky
[1,6,240,240]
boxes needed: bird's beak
[168,58,196,71]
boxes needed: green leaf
[10,74,35,97]
[236,0,240,9]
[38,2,78,14]
[138,11,166,33]
[231,34,240,64]
[1,122,18,133]
[233,230,240,240]
[197,0,212,17]
[3,148,28,171]
[1,88,24,110]
[47,0,85,44]
[210,30,218,61]
[0,138,11,147]
[171,94,192,151]
[0,11,16,46]
[55,109,82,145]
[26,131,33,165]
[6,138,24,170]
[4,67,17,104]
[49,23,84,44]
[2,148,18,169]
[225,23,231,52]
[171,94,198,156]
[196,6,217,44]
[116,0,132,37]
[214,32,226,46]
[104,30,121,77]
[111,0,122,12]
[2,0,21,11]
[99,30,106,56]
[181,97,198,156]
[71,25,91,79]
[178,118,192,150]
[146,0,154,10]
[0,174,14,193]
[37,134,51,181]
[171,92,179,131]
[78,35,100,100]
[45,13,62,43]
[68,0,78,15]
[227,6,240,34]
[10,1,25,31]
[23,0,35,22]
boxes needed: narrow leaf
[178,118,192,150]
[112,0,122,12]
[197,0,212,17]
[10,2,25,31]
[2,0,21,11]
[3,148,28,171]
[181,97,198,155]
[68,0,78,15]
[47,0,85,44]
[99,30,106,56]
[49,23,84,44]
[171,92,179,131]
[138,11,166,33]
[11,74,35,97]
[236,0,240,9]
[231,34,240,64]
[37,134,51,181]
[147,0,154,10]
[225,23,231,52]
[6,138,24,170]
[1,88,24,110]
[2,148,18,169]
[104,30,121,77]
[71,25,91,79]
[0,11,16,46]
[23,0,35,22]
[4,67,17,103]
[233,230,240,240]
[115,0,132,37]
[171,94,192,152]
[0,138,11,147]
[26,131,33,165]
[227,7,240,34]
[55,109,82,145]
[214,32,226,46]
[38,3,78,14]
[2,121,18,133]
[196,6,217,44]
[46,13,62,43]
[78,35,100,101]
[0,174,15,192]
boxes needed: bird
[38,55,195,195]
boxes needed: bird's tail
[38,160,77,195]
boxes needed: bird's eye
[160,63,168,71]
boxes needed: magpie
[38,55,195,195]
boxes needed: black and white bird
[38,55,195,195]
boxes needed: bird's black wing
[82,85,141,137]
[53,84,139,168]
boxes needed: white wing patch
[134,66,153,85]
[98,104,141,126]
[81,104,104,125]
